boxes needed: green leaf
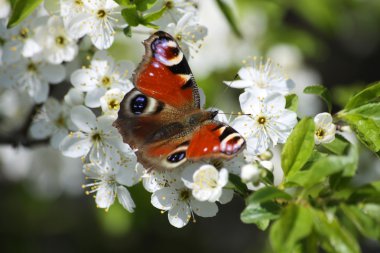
[123,26,132,37]
[345,81,380,110]
[142,6,166,23]
[281,117,315,177]
[287,155,354,188]
[121,6,142,27]
[339,103,380,154]
[304,85,332,112]
[270,204,313,253]
[285,94,299,112]
[247,187,291,204]
[241,202,281,230]
[321,135,349,155]
[348,181,380,204]
[7,0,43,28]
[312,209,360,253]
[229,174,249,196]
[135,0,159,11]
[340,204,380,240]
[216,0,243,38]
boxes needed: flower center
[257,116,266,125]
[101,76,111,87]
[19,27,29,39]
[179,189,190,201]
[55,36,66,46]
[315,128,325,139]
[55,115,66,127]
[108,99,119,110]
[27,63,37,73]
[75,0,83,6]
[165,0,174,9]
[176,33,182,41]
[97,9,107,18]
[91,132,102,142]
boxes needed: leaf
[340,204,380,240]
[285,94,299,112]
[123,26,132,37]
[345,81,380,110]
[247,187,291,204]
[142,5,166,23]
[312,209,360,253]
[304,85,332,112]
[281,117,315,177]
[287,155,354,188]
[348,181,380,204]
[269,204,313,253]
[135,0,159,11]
[339,103,380,154]
[321,135,349,155]
[7,0,43,28]
[241,202,281,230]
[121,6,142,27]
[229,174,249,196]
[215,0,243,38]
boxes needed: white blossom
[30,98,75,148]
[70,50,134,107]
[314,112,336,145]
[1,13,47,63]
[64,88,84,106]
[34,16,78,64]
[100,88,125,116]
[164,12,207,58]
[224,57,295,96]
[182,164,229,202]
[240,163,260,183]
[82,158,140,212]
[232,91,297,155]
[4,58,66,103]
[60,105,135,164]
[145,169,218,228]
[65,0,125,49]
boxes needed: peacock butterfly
[113,31,245,170]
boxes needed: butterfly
[113,31,245,170]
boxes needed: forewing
[134,31,200,111]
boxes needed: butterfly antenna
[218,112,251,116]
[222,73,239,95]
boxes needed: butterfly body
[113,31,245,170]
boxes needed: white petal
[219,189,234,204]
[85,87,106,108]
[22,39,42,58]
[67,13,93,39]
[32,80,49,103]
[218,168,229,187]
[29,120,53,139]
[40,64,66,84]
[231,115,255,139]
[70,69,98,92]
[224,80,252,89]
[190,199,218,217]
[89,23,114,50]
[60,132,92,157]
[151,187,177,211]
[168,202,191,228]
[50,129,68,149]
[117,186,135,212]
[70,105,97,132]
[96,183,115,209]
[45,98,61,120]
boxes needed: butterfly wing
[133,120,245,170]
[134,31,200,111]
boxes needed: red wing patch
[186,121,246,160]
[134,32,199,110]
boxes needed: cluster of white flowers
[0,0,338,229]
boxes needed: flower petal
[117,186,135,212]
[60,131,92,157]
[70,105,97,132]
[168,202,191,228]
[190,199,218,217]
[151,187,176,211]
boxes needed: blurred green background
[1,0,380,252]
